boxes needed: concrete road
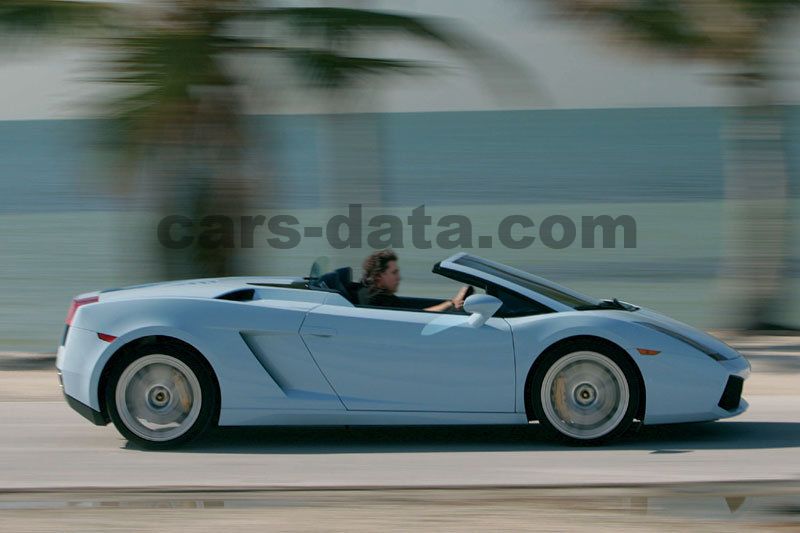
[1,336,798,491]
[1,391,799,490]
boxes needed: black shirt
[357,286,415,309]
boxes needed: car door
[300,304,515,412]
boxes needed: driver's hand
[452,285,472,310]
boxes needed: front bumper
[639,350,751,425]
[718,375,745,411]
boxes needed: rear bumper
[56,326,113,411]
[63,391,107,426]
[57,326,110,425]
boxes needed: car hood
[618,306,742,360]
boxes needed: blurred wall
[1,106,798,351]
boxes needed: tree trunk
[150,99,250,280]
[721,72,795,331]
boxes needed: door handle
[304,326,337,337]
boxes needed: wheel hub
[573,382,598,407]
[147,385,172,410]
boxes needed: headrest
[318,267,354,302]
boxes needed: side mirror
[463,294,502,328]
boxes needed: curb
[0,352,56,371]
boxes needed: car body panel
[507,310,750,424]
[301,305,515,412]
[56,255,751,432]
[65,288,350,414]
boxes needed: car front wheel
[532,342,640,445]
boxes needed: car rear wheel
[532,342,640,445]
[105,343,217,449]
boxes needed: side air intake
[216,289,256,301]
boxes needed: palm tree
[537,0,798,331]
[3,1,507,279]
[97,1,257,279]
[107,3,506,277]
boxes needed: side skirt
[219,409,527,427]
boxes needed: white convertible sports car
[57,253,750,448]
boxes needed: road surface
[1,336,798,491]
[1,389,799,491]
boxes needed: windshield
[452,256,599,310]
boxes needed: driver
[358,249,471,312]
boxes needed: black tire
[105,342,218,450]
[531,340,640,445]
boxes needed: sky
[1,0,800,120]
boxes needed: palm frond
[251,7,467,49]
[252,6,535,95]
[0,0,112,33]
[734,0,800,19]
[557,0,710,49]
[286,50,431,88]
[96,27,240,150]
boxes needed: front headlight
[635,321,727,361]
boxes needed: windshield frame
[434,253,600,312]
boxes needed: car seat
[318,267,362,305]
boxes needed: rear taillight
[65,296,99,326]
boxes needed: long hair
[361,249,397,289]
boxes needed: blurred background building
[0,0,798,352]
